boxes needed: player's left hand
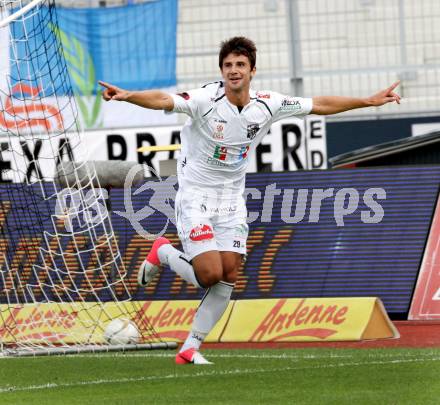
[367,81,401,106]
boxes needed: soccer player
[99,36,400,365]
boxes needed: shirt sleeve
[169,88,209,119]
[271,92,313,122]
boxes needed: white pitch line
[66,351,440,360]
[0,353,353,360]
[1,357,440,394]
[2,351,439,361]
[64,352,356,360]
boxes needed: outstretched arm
[311,81,401,115]
[98,81,174,111]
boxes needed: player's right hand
[98,80,129,101]
[367,81,401,106]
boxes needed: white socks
[180,281,234,352]
[180,330,207,353]
[157,244,235,353]
[157,244,202,288]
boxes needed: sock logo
[191,333,204,342]
[189,224,214,242]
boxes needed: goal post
[0,0,45,28]
[0,0,175,356]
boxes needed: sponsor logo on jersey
[213,145,228,160]
[189,224,214,242]
[213,124,224,140]
[214,118,227,124]
[247,123,259,140]
[206,157,228,167]
[239,145,250,160]
[281,98,301,112]
[177,92,190,100]
[257,92,271,99]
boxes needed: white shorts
[175,190,248,260]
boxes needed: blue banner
[10,1,177,96]
[1,166,440,317]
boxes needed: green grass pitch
[1,348,439,404]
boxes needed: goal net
[0,0,173,356]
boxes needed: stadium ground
[0,322,439,405]
[208,321,440,350]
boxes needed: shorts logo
[189,224,214,242]
[234,225,247,239]
[213,145,228,160]
[247,123,260,140]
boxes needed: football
[103,318,140,345]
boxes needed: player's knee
[222,267,238,284]
[194,263,223,287]
[221,256,242,284]
[200,271,223,287]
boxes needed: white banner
[0,116,326,182]
[82,115,326,175]
[0,92,177,137]
[412,122,440,137]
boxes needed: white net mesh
[0,0,169,356]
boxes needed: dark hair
[219,37,257,70]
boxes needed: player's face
[221,53,255,92]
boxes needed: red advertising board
[409,196,440,320]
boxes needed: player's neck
[225,86,250,108]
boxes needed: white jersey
[170,81,313,197]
